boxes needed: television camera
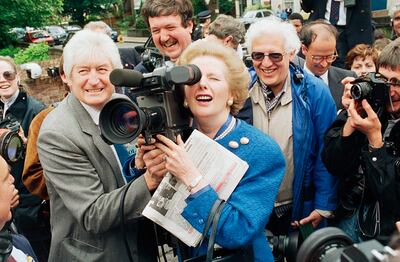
[99,64,201,145]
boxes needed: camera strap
[357,183,381,239]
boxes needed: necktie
[329,0,340,25]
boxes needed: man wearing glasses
[238,18,338,238]
[300,20,357,110]
[300,0,373,68]
[323,38,400,243]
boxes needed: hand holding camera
[342,73,389,147]
[345,99,384,148]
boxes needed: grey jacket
[38,93,157,262]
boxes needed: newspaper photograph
[142,129,249,247]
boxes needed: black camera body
[296,227,399,262]
[99,65,202,145]
[141,48,165,73]
[350,72,389,114]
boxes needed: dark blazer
[0,91,45,231]
[294,56,357,109]
[37,93,157,262]
[301,0,373,48]
[328,65,357,109]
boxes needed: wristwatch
[187,175,203,192]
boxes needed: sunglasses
[1,71,16,81]
[251,52,285,63]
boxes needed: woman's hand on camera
[155,134,204,190]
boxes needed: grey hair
[63,30,122,78]
[207,14,246,45]
[390,8,400,18]
[246,16,301,54]
[84,21,112,37]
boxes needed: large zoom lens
[99,97,165,144]
[0,131,24,163]
[350,82,372,101]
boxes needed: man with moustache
[134,0,194,73]
[323,38,400,243]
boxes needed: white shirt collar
[80,102,101,126]
[303,64,329,86]
[1,89,20,116]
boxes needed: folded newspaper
[142,129,249,247]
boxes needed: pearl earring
[227,99,233,106]
[183,100,188,108]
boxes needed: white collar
[1,88,20,107]
[304,64,329,86]
[80,102,101,126]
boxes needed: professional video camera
[0,119,24,163]
[296,227,399,262]
[350,72,390,114]
[99,65,202,145]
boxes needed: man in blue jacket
[238,17,338,236]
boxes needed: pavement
[121,35,148,44]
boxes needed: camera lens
[351,82,372,101]
[6,134,23,162]
[0,131,23,163]
[99,98,144,144]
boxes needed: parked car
[9,27,26,42]
[24,30,55,46]
[44,26,67,45]
[239,9,275,29]
[63,25,82,33]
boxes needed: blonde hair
[0,56,28,93]
[177,41,250,115]
[0,56,19,73]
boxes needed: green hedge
[14,43,50,64]
[0,46,21,57]
[135,16,147,29]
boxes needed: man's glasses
[251,52,285,63]
[311,53,338,63]
[1,71,16,81]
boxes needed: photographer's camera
[350,72,390,113]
